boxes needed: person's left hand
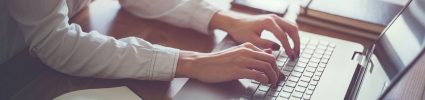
[209,11,300,59]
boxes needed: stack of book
[232,0,408,40]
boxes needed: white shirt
[0,0,218,81]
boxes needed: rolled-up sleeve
[119,0,219,34]
[9,0,179,81]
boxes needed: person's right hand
[176,42,283,86]
[209,11,300,59]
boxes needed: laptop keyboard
[244,38,336,100]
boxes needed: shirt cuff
[188,0,219,34]
[150,45,179,81]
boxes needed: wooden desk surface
[2,0,374,100]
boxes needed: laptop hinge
[352,51,368,67]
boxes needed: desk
[2,0,374,100]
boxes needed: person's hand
[176,43,283,86]
[209,11,300,59]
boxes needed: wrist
[176,51,203,79]
[209,11,238,32]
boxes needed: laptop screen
[376,0,425,77]
[375,0,425,99]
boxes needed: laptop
[174,0,425,99]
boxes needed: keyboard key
[285,81,297,87]
[314,49,325,55]
[277,60,285,67]
[293,67,305,72]
[305,67,316,72]
[301,53,312,59]
[306,43,317,46]
[276,85,283,91]
[287,61,297,67]
[318,63,326,68]
[252,90,267,99]
[317,45,327,50]
[296,62,307,68]
[301,38,309,43]
[288,76,300,82]
[295,86,306,92]
[289,96,301,100]
[324,50,332,55]
[291,91,303,98]
[283,66,294,72]
[269,86,279,92]
[310,58,320,63]
[314,71,323,76]
[310,81,318,86]
[307,85,316,90]
[258,85,270,92]
[267,90,280,97]
[246,84,259,96]
[300,76,311,82]
[305,89,314,95]
[283,70,291,76]
[278,81,286,86]
[303,94,312,100]
[252,80,260,84]
[309,39,319,45]
[305,45,316,50]
[303,71,314,77]
[272,51,280,57]
[317,67,325,72]
[312,76,320,81]
[279,91,291,98]
[320,58,328,64]
[291,71,302,77]
[303,49,314,55]
[307,62,319,68]
[280,52,289,58]
[298,81,309,87]
[278,57,288,62]
[276,97,289,100]
[329,43,336,48]
[282,86,294,92]
[312,53,323,59]
[300,43,306,50]
[265,96,277,100]
[298,58,309,63]
[321,58,330,64]
[326,47,334,52]
[319,41,329,46]
[323,54,331,59]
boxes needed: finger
[241,57,279,85]
[247,49,281,80]
[240,42,263,52]
[250,38,279,50]
[246,49,276,66]
[273,16,301,57]
[240,69,269,84]
[236,44,276,62]
[278,70,286,81]
[262,17,295,59]
[263,48,272,54]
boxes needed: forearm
[120,0,218,34]
[10,0,180,81]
